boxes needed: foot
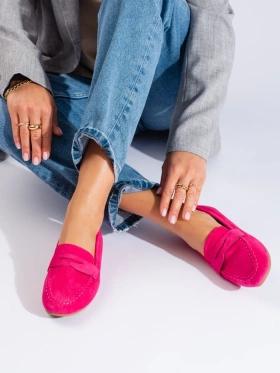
[58,189,105,256]
[42,231,103,316]
[194,205,271,286]
[178,210,222,256]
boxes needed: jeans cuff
[72,125,121,183]
[105,179,160,233]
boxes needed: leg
[0,73,158,237]
[58,139,114,252]
[119,188,221,256]
[72,0,190,178]
[59,0,191,252]
[119,187,271,288]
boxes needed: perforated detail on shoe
[45,274,94,305]
[221,236,258,283]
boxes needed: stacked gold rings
[175,183,189,191]
[175,183,200,193]
[18,122,42,130]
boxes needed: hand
[156,151,206,223]
[6,81,62,165]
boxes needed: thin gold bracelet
[4,79,32,100]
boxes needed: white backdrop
[1,1,280,373]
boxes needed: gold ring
[175,183,189,191]
[188,183,200,192]
[18,122,30,127]
[28,124,42,131]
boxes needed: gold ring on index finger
[28,124,42,131]
[188,183,200,193]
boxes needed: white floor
[1,1,280,373]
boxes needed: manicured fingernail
[192,205,196,212]
[184,212,191,220]
[170,215,176,224]
[162,208,167,217]
[23,153,29,161]
[156,187,162,195]
[15,142,21,150]
[59,127,63,134]
[43,152,49,160]
[33,157,39,165]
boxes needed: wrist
[4,77,32,100]
[9,74,29,88]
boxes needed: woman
[0,0,271,317]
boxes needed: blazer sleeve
[166,0,235,161]
[0,0,52,97]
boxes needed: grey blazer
[0,0,235,161]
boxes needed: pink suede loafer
[196,205,271,287]
[42,230,103,316]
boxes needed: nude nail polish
[15,142,21,150]
[33,157,39,165]
[170,215,176,224]
[43,152,49,160]
[23,153,29,161]
[162,208,167,217]
[184,212,190,220]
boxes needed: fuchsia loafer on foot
[196,206,271,287]
[42,230,103,316]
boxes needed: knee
[100,0,181,35]
[100,0,168,19]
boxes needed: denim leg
[0,74,158,232]
[0,0,191,233]
[141,0,191,131]
[72,0,191,182]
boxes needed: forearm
[0,0,52,97]
[166,0,235,160]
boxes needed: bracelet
[4,79,32,100]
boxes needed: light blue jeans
[0,0,190,232]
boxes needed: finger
[156,185,163,196]
[190,181,204,211]
[168,183,189,224]
[18,112,31,161]
[28,107,42,165]
[30,127,42,165]
[10,110,21,150]
[51,107,63,136]
[156,167,167,196]
[192,187,202,212]
[182,182,201,220]
[159,173,178,218]
[41,108,53,161]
